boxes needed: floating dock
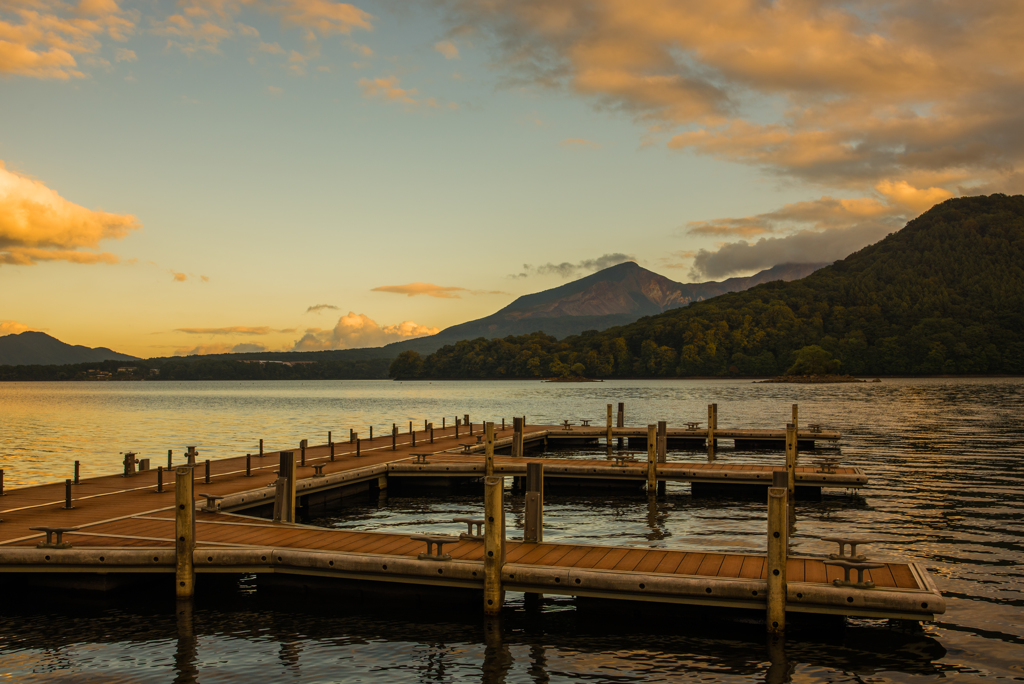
[0,416,943,625]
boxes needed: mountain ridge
[0,331,138,366]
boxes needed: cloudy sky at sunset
[2,0,1021,357]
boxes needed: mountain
[0,331,138,366]
[383,261,826,355]
[398,194,1024,378]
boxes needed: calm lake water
[0,378,1022,682]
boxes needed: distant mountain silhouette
[383,261,827,355]
[0,331,138,366]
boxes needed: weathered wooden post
[74,460,80,485]
[713,403,719,432]
[175,466,195,598]
[392,426,398,451]
[64,479,74,509]
[259,439,263,456]
[464,415,470,435]
[273,451,296,523]
[300,439,307,467]
[350,429,355,444]
[483,475,505,614]
[485,422,495,477]
[767,480,788,632]
[511,417,523,458]
[617,402,625,448]
[707,405,716,461]
[168,449,173,469]
[356,438,361,457]
[646,424,657,491]
[442,417,446,429]
[657,421,668,494]
[157,465,164,493]
[204,459,211,484]
[245,454,252,476]
[369,426,373,440]
[186,446,197,466]
[328,431,332,445]
[524,462,543,543]
[785,422,797,511]
[455,418,460,439]
[429,423,434,443]
[606,404,613,456]
[792,404,798,432]
[411,430,416,448]
[409,421,413,433]
[330,441,335,461]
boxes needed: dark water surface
[0,378,1022,682]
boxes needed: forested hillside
[392,194,1024,378]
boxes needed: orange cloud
[358,75,417,104]
[292,312,439,350]
[371,282,468,299]
[435,40,459,59]
[443,0,1024,192]
[175,326,281,335]
[0,162,139,266]
[559,138,600,149]
[0,320,35,335]
[174,342,269,356]
[170,271,187,282]
[0,0,136,79]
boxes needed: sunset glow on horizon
[2,0,1021,357]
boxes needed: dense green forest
[391,194,1024,379]
[0,357,391,381]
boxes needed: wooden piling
[328,431,332,445]
[204,460,211,484]
[411,430,416,448]
[657,421,668,494]
[524,462,543,543]
[511,417,523,458]
[273,451,296,523]
[245,454,252,477]
[356,438,361,457]
[392,426,397,451]
[370,426,373,440]
[74,460,80,485]
[606,404,613,455]
[483,475,505,614]
[330,441,335,461]
[350,429,355,444]
[455,418,460,439]
[168,449,173,469]
[157,466,164,493]
[646,424,657,491]
[175,466,195,598]
[429,423,434,443]
[300,439,307,467]
[259,439,263,456]
[64,479,74,509]
[791,404,798,433]
[767,485,788,632]
[617,402,624,448]
[485,422,495,477]
[785,423,797,502]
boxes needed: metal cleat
[611,453,638,466]
[312,464,326,477]
[824,559,885,588]
[821,536,878,561]
[30,526,78,549]
[411,534,458,560]
[453,517,485,541]
[459,443,476,453]
[814,456,842,474]
[411,453,431,464]
[199,494,225,511]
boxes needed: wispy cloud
[305,303,340,314]
[174,326,294,336]
[0,320,36,336]
[371,283,468,298]
[559,138,600,149]
[510,253,635,279]
[175,342,269,356]
[434,41,459,59]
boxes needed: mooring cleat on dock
[312,464,326,477]
[825,559,886,588]
[411,453,431,464]
[411,534,457,560]
[30,526,78,549]
[821,536,878,561]
[453,517,485,541]
[610,453,639,466]
[199,494,225,511]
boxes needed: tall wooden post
[175,466,195,598]
[606,404,613,456]
[483,475,505,614]
[617,402,624,448]
[646,424,657,491]
[370,426,373,440]
[713,403,719,431]
[785,423,797,505]
[512,417,523,458]
[259,439,263,456]
[455,418,460,439]
[392,426,397,451]
[485,422,495,477]
[274,451,296,523]
[657,421,668,494]
[330,441,335,461]
[707,405,716,461]
[767,484,788,632]
[429,423,434,443]
[168,449,173,469]
[524,462,543,543]
[792,404,798,432]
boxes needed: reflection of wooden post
[707,405,716,461]
[525,462,543,543]
[485,422,495,477]
[606,404,613,455]
[617,402,624,448]
[767,485,788,633]
[175,467,195,598]
[484,476,505,614]
[646,424,657,491]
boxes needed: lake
[0,378,1021,682]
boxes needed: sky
[1,0,1022,358]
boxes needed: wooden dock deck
[0,420,942,624]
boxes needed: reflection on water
[1,378,1023,682]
